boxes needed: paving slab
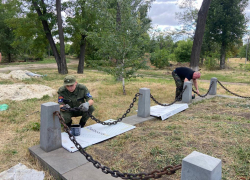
[63,162,118,180]
[29,94,222,180]
[29,114,157,180]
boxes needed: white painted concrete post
[181,151,222,180]
[209,77,217,95]
[40,102,62,152]
[182,81,192,103]
[137,88,150,118]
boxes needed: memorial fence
[47,77,249,180]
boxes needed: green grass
[0,60,250,180]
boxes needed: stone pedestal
[182,81,192,103]
[137,88,150,118]
[181,151,222,180]
[209,77,217,95]
[40,102,61,152]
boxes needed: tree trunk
[200,57,204,65]
[8,53,11,63]
[220,44,226,69]
[116,2,122,81]
[48,45,50,57]
[56,0,68,74]
[32,0,66,74]
[77,35,87,74]
[122,78,126,95]
[190,0,212,71]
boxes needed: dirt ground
[0,60,78,73]
[0,61,78,101]
[0,84,56,101]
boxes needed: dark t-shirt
[175,67,195,81]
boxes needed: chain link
[150,85,187,106]
[217,80,250,98]
[88,93,141,125]
[60,93,141,125]
[192,81,214,97]
[54,111,181,179]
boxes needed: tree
[31,0,68,74]
[7,11,48,60]
[91,0,153,94]
[65,0,102,74]
[190,0,211,71]
[0,0,18,62]
[175,0,198,38]
[204,0,248,69]
[56,0,68,74]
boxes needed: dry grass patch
[0,65,250,180]
[87,97,250,180]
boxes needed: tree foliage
[204,0,248,69]
[174,39,193,62]
[88,0,153,94]
[0,0,19,62]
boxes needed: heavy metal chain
[217,80,250,98]
[61,93,141,125]
[192,81,214,97]
[150,85,187,106]
[54,111,182,179]
[88,93,141,125]
[60,106,81,112]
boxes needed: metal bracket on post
[182,81,192,103]
[181,151,222,180]
[209,77,217,95]
[137,88,150,118]
[40,102,61,152]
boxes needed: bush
[204,52,220,70]
[150,49,170,69]
[174,39,193,62]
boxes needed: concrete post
[209,77,217,95]
[40,102,61,152]
[181,151,222,180]
[137,88,150,118]
[182,81,192,103]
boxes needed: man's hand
[79,102,89,112]
[196,89,200,95]
[60,104,70,111]
[64,104,70,108]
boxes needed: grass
[0,58,250,180]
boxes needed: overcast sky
[148,0,202,30]
[148,0,250,41]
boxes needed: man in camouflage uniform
[172,67,201,100]
[58,75,95,128]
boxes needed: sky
[147,0,250,42]
[148,0,203,31]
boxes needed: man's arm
[88,99,94,106]
[193,79,200,94]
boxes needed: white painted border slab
[150,104,188,120]
[61,119,136,152]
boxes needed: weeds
[0,59,250,180]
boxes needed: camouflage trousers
[172,71,184,100]
[60,106,95,128]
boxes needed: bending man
[57,75,94,128]
[172,67,201,101]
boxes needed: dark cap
[64,75,76,86]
